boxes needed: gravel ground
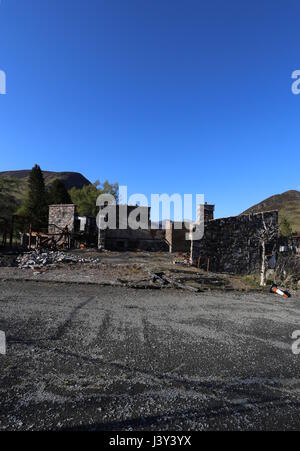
[0,249,231,291]
[0,280,300,431]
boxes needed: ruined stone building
[190,209,279,274]
[48,204,168,251]
[97,205,168,251]
[48,203,279,275]
[48,204,97,248]
[48,204,77,233]
[163,204,215,253]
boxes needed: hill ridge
[242,189,300,232]
[0,170,91,190]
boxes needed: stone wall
[164,204,215,254]
[290,235,300,254]
[191,211,279,274]
[96,205,168,251]
[165,221,190,253]
[197,204,215,222]
[48,204,77,233]
[104,227,168,252]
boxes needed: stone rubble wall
[191,211,278,274]
[48,205,77,233]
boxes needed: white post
[260,240,266,287]
[0,331,6,355]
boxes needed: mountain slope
[242,190,300,232]
[0,170,91,190]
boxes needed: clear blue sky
[0,0,300,218]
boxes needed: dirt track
[1,279,300,430]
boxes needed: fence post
[28,224,32,250]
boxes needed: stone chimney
[196,203,215,224]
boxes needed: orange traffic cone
[270,284,291,299]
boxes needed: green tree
[48,179,72,205]
[18,164,48,230]
[69,180,119,217]
[280,215,293,237]
[0,177,21,219]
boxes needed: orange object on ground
[270,284,291,299]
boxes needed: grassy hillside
[242,190,300,232]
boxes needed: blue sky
[0,0,300,218]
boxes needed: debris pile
[124,269,232,292]
[173,253,190,265]
[16,251,101,270]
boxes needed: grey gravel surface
[0,280,300,431]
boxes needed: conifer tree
[18,164,48,230]
[48,179,72,205]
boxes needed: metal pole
[28,224,32,250]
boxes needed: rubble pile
[16,251,101,270]
[173,253,190,265]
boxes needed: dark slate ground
[0,280,300,431]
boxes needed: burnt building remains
[191,209,279,274]
[97,205,168,251]
[47,202,279,275]
[48,204,97,248]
